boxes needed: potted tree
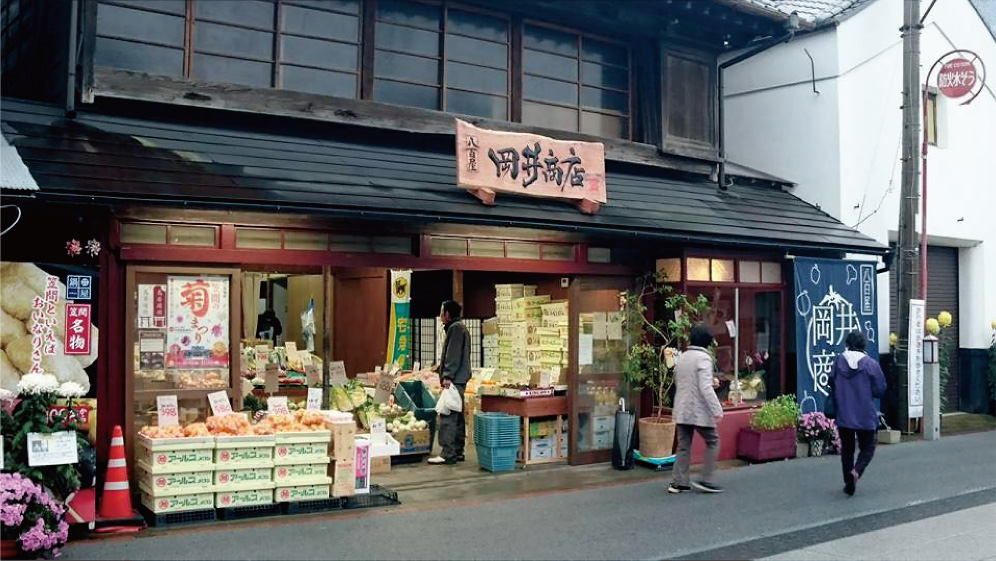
[737,394,800,462]
[622,272,711,458]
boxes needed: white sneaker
[427,456,447,464]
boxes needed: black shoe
[668,483,690,494]
[692,481,724,493]
[456,455,466,462]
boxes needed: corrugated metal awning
[0,98,885,255]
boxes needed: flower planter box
[737,427,797,462]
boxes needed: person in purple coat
[830,330,887,496]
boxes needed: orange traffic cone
[94,425,145,532]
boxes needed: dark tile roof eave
[2,98,885,255]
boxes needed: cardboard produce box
[331,459,356,497]
[216,487,274,508]
[135,435,215,474]
[275,482,331,503]
[329,422,357,461]
[370,456,391,474]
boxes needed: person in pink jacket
[669,324,725,494]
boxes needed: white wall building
[724,0,995,411]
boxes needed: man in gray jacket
[428,300,472,465]
[669,324,725,494]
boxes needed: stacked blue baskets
[474,413,521,472]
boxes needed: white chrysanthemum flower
[17,373,60,395]
[57,381,86,398]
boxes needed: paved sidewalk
[761,503,996,561]
[62,431,996,560]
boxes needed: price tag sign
[370,418,386,434]
[265,365,279,394]
[305,364,322,386]
[374,371,395,404]
[156,395,179,427]
[329,361,349,386]
[268,396,290,415]
[285,341,298,354]
[307,388,323,410]
[208,391,233,416]
[413,361,421,372]
[301,353,313,367]
[539,370,552,388]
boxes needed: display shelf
[480,396,568,466]
[134,388,236,398]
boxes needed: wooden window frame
[519,20,633,139]
[660,45,717,151]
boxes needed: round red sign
[937,58,977,98]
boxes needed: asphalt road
[63,431,996,561]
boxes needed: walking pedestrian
[669,324,725,494]
[428,300,472,466]
[830,330,887,496]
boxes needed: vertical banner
[793,258,879,413]
[386,270,412,369]
[166,276,230,368]
[907,299,926,419]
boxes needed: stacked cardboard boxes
[214,434,277,508]
[273,430,333,503]
[328,420,357,497]
[135,435,217,514]
[482,318,500,369]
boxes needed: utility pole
[896,0,922,429]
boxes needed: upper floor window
[522,24,631,138]
[95,0,361,96]
[373,1,510,120]
[92,1,639,140]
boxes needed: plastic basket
[476,444,519,472]
[395,381,437,451]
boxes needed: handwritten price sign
[306,388,322,411]
[208,391,233,416]
[268,396,290,415]
[157,395,180,427]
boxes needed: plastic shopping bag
[435,385,463,415]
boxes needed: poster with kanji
[793,258,879,414]
[166,276,229,368]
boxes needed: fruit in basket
[293,409,327,430]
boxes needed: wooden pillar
[452,270,464,306]
[322,266,333,406]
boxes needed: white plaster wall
[725,0,996,351]
[722,32,844,217]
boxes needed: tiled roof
[739,0,866,23]
[1,98,884,254]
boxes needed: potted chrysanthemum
[1,373,86,558]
